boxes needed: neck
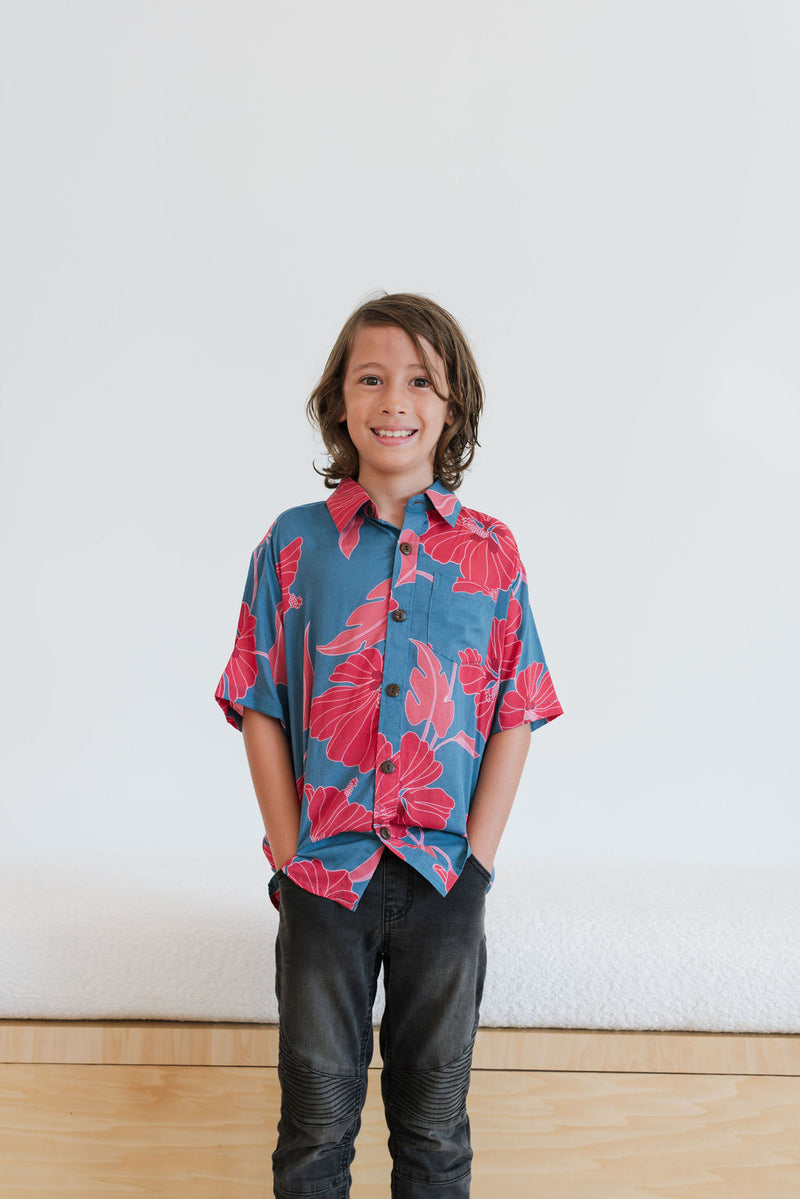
[356,470,435,528]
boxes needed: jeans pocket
[466,853,492,885]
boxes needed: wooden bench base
[2,1022,799,1197]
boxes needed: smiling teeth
[374,429,415,438]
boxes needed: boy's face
[340,324,453,497]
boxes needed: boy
[215,292,563,1198]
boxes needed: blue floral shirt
[216,476,563,909]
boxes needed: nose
[381,380,406,413]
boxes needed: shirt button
[385,683,401,697]
[391,609,407,622]
[399,541,412,554]
[380,760,395,774]
[378,826,391,840]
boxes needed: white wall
[1,1,797,869]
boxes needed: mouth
[371,428,419,444]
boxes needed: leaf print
[433,862,459,890]
[395,532,419,587]
[302,622,314,733]
[267,601,287,689]
[339,515,364,559]
[405,640,455,739]
[451,728,480,757]
[276,536,303,595]
[327,476,368,558]
[309,647,383,770]
[317,578,396,656]
[430,490,460,521]
[350,846,386,882]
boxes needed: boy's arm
[241,708,301,871]
[466,723,531,872]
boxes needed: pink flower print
[302,623,314,733]
[339,515,364,559]
[457,605,524,739]
[493,599,524,685]
[350,846,385,882]
[306,778,372,841]
[264,538,304,691]
[430,491,460,522]
[457,647,497,742]
[318,579,396,656]
[496,661,564,729]
[405,640,455,740]
[433,862,459,891]
[398,730,455,829]
[328,479,367,558]
[420,509,520,599]
[284,858,359,909]
[220,602,258,703]
[309,648,383,770]
[268,610,287,690]
[395,532,419,588]
[276,536,303,596]
[261,834,276,870]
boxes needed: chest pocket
[426,570,496,667]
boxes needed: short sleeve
[489,551,564,738]
[214,528,289,733]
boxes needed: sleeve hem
[214,691,287,733]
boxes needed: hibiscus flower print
[220,601,258,703]
[397,730,455,829]
[267,538,303,689]
[309,647,383,771]
[284,858,359,909]
[496,660,563,728]
[305,778,372,841]
[455,602,518,736]
[421,508,521,599]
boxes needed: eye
[412,377,432,388]
[359,375,380,386]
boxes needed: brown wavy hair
[305,291,484,491]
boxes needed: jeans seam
[334,946,382,1186]
[393,1166,472,1184]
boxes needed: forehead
[347,323,445,375]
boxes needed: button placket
[374,511,426,833]
[374,746,399,829]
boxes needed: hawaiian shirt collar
[326,475,462,533]
[424,477,463,527]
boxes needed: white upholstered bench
[1,852,799,1196]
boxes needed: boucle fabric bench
[3,853,799,1031]
[1,851,799,1196]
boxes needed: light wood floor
[2,1022,799,1198]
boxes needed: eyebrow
[351,361,428,372]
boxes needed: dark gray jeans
[272,850,490,1198]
